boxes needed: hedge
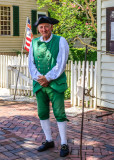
[69,47,97,63]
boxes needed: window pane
[8,26,10,30]
[1,11,3,15]
[4,26,7,30]
[4,11,7,15]
[4,7,7,11]
[4,16,7,20]
[4,21,7,25]
[0,6,11,35]
[8,16,10,20]
[7,7,10,11]
[8,21,10,25]
[4,31,7,35]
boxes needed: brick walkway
[0,100,114,160]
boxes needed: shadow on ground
[0,100,114,160]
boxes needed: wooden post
[73,61,77,107]
[71,61,74,106]
[78,61,81,106]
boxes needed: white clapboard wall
[97,0,114,109]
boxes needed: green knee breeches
[36,86,68,122]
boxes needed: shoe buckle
[42,142,46,145]
[61,145,67,150]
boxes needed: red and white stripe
[24,18,33,52]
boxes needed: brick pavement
[0,99,114,160]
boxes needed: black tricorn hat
[34,16,59,27]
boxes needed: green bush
[64,88,71,100]
[69,47,97,63]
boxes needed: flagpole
[13,17,28,100]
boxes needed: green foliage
[37,0,97,46]
[13,50,21,55]
[64,88,71,100]
[69,47,97,62]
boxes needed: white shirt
[28,34,69,82]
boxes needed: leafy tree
[37,0,97,49]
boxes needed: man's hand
[37,76,49,87]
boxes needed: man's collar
[40,34,53,42]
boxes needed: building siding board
[101,62,114,70]
[102,77,114,85]
[0,0,47,53]
[101,101,114,108]
[101,54,114,62]
[102,0,114,8]
[101,32,106,39]
[102,8,106,16]
[101,24,106,32]
[101,16,106,23]
[101,92,114,101]
[101,85,114,93]
[97,0,114,109]
[101,70,114,78]
[101,40,106,46]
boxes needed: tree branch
[73,0,90,19]
[84,0,97,33]
[74,36,97,50]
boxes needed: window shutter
[48,11,51,17]
[31,10,37,35]
[13,6,19,36]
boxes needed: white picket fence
[0,54,33,96]
[0,54,97,108]
[71,61,97,108]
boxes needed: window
[0,6,11,35]
[37,11,47,19]
[106,7,114,54]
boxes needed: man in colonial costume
[28,16,69,157]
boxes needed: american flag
[24,18,33,52]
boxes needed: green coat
[32,34,68,94]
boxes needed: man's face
[38,23,53,40]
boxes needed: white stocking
[57,121,67,145]
[40,119,52,142]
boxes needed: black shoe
[37,140,55,152]
[60,144,69,157]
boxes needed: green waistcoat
[32,34,68,94]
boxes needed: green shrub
[64,88,71,100]
[69,47,97,63]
